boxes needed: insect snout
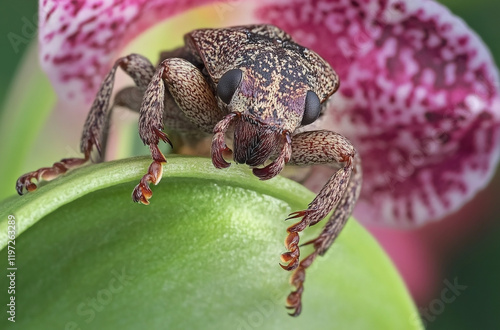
[211,113,291,180]
[233,118,280,167]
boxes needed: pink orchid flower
[40,0,500,229]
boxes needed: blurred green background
[0,2,38,103]
[0,1,499,328]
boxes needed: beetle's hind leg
[281,131,362,316]
[16,54,156,195]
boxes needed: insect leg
[281,130,362,316]
[16,54,156,195]
[132,58,224,204]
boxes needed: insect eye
[217,69,243,104]
[301,91,321,126]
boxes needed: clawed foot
[285,253,318,316]
[132,143,166,205]
[132,160,165,205]
[279,209,313,270]
[16,172,40,195]
[280,208,321,317]
[16,156,89,195]
[280,231,300,271]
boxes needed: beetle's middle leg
[16,54,156,195]
[281,130,362,316]
[132,58,224,204]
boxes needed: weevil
[16,25,362,316]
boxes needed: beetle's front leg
[281,130,362,316]
[16,54,155,195]
[132,58,224,204]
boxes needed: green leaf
[0,156,422,329]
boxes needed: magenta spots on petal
[39,0,216,104]
[45,5,56,22]
[91,2,103,10]
[65,0,85,17]
[257,0,500,226]
[52,53,83,65]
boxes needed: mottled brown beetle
[16,25,362,316]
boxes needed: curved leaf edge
[1,156,319,248]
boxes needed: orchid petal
[39,0,215,104]
[257,0,500,226]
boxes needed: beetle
[16,24,362,316]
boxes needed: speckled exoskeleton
[16,25,362,316]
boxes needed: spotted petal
[40,0,500,227]
[39,0,215,104]
[257,0,500,226]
